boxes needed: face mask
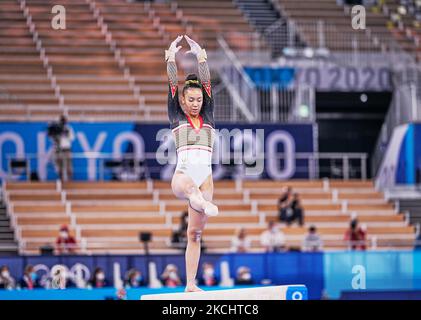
[204,269,214,277]
[96,273,105,281]
[135,275,142,282]
[1,271,10,278]
[60,232,68,238]
[169,271,178,280]
[241,273,251,281]
[30,272,37,281]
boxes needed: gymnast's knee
[171,179,196,199]
[187,229,203,243]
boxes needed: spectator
[230,228,251,253]
[161,264,182,287]
[18,265,40,289]
[171,211,188,250]
[344,219,367,250]
[279,192,304,226]
[302,225,323,252]
[198,262,218,287]
[124,268,146,288]
[0,265,16,289]
[289,193,305,226]
[260,221,286,252]
[235,266,254,285]
[89,267,108,288]
[278,186,292,212]
[55,115,74,181]
[56,225,77,255]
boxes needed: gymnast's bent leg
[171,171,218,216]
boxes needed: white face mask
[1,271,10,278]
[241,273,251,281]
[204,268,214,277]
[96,273,105,281]
[60,231,68,238]
[169,271,178,280]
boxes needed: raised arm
[165,35,183,98]
[185,35,212,98]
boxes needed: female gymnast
[165,35,219,292]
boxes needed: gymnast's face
[182,88,203,118]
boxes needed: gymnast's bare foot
[185,283,203,292]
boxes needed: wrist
[197,49,207,63]
[165,50,176,62]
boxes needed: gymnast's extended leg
[184,175,214,292]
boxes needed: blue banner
[2,251,421,300]
[0,122,316,181]
[244,67,295,89]
[0,253,322,299]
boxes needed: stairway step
[0,234,15,240]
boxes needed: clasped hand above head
[165,35,207,62]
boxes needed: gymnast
[165,35,218,292]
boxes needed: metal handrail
[4,151,369,182]
[216,36,259,122]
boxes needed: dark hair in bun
[183,74,202,96]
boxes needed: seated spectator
[234,266,254,285]
[161,264,182,287]
[260,221,286,252]
[279,193,304,226]
[198,262,218,287]
[0,265,16,289]
[171,211,188,250]
[302,225,323,252]
[56,225,77,255]
[124,268,146,288]
[89,267,108,288]
[18,265,40,290]
[290,193,305,226]
[344,219,367,250]
[230,228,251,253]
[278,186,292,212]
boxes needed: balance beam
[141,285,307,300]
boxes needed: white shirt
[260,228,286,250]
[230,237,251,252]
[59,126,75,150]
[302,233,323,252]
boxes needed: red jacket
[56,236,77,254]
[344,228,367,250]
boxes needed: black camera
[139,232,152,242]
